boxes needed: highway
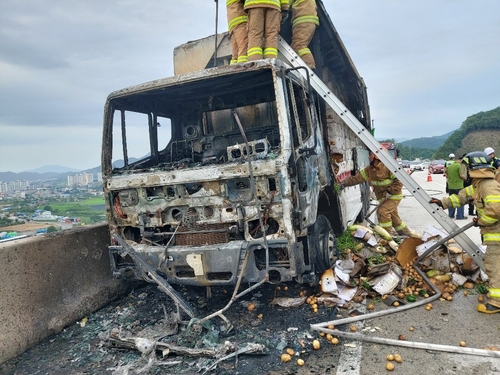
[335,170,500,375]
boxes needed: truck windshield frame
[103,68,294,173]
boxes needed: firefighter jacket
[342,162,403,202]
[441,169,500,245]
[244,0,289,12]
[227,0,248,33]
[290,0,319,28]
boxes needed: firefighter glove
[472,217,480,227]
[429,198,443,208]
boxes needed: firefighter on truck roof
[340,151,414,237]
[244,0,289,61]
[226,0,248,64]
[290,0,319,69]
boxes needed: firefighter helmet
[449,153,455,158]
[484,147,495,156]
[462,151,492,171]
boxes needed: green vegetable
[419,289,428,297]
[367,255,385,266]
[476,284,488,294]
[336,230,360,257]
[405,294,416,302]
[426,269,440,277]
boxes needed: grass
[39,197,106,224]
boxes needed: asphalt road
[4,170,499,375]
[334,170,500,375]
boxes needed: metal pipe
[315,329,500,358]
[213,0,218,66]
[313,222,475,329]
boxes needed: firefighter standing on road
[484,147,500,184]
[244,0,289,61]
[340,151,413,237]
[445,153,455,193]
[290,0,319,69]
[446,155,466,220]
[484,147,500,169]
[227,0,248,64]
[430,151,500,314]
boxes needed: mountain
[0,159,137,183]
[398,131,454,150]
[0,171,71,182]
[26,165,81,173]
[434,106,500,159]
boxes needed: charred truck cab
[102,1,372,287]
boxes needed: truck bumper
[109,239,305,286]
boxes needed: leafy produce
[405,294,416,302]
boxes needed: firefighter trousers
[230,23,248,64]
[291,22,316,69]
[377,198,404,230]
[485,243,500,308]
[247,8,281,60]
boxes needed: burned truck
[102,1,372,288]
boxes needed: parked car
[429,159,446,174]
[409,161,424,171]
[400,160,411,168]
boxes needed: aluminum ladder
[277,37,485,271]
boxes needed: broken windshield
[106,68,281,172]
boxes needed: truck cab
[102,0,372,286]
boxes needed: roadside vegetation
[40,196,106,225]
[0,192,106,228]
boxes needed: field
[1,222,57,232]
[43,196,106,224]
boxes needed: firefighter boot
[397,227,413,237]
[477,303,500,314]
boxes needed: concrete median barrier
[0,223,128,364]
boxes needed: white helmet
[449,153,455,158]
[484,147,495,156]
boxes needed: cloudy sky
[1,0,499,173]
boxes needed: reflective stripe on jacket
[441,175,500,244]
[244,0,289,11]
[290,0,319,28]
[227,0,248,32]
[343,162,403,201]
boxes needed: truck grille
[176,223,230,246]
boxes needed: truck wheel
[308,215,337,274]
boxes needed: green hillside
[434,106,500,159]
[399,131,454,150]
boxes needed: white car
[409,161,424,171]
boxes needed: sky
[1,0,499,173]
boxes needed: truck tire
[308,215,338,274]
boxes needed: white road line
[335,303,365,374]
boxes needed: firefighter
[290,0,319,69]
[244,0,290,61]
[484,147,500,169]
[446,155,466,219]
[340,151,413,237]
[445,153,455,193]
[227,0,248,64]
[430,151,500,314]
